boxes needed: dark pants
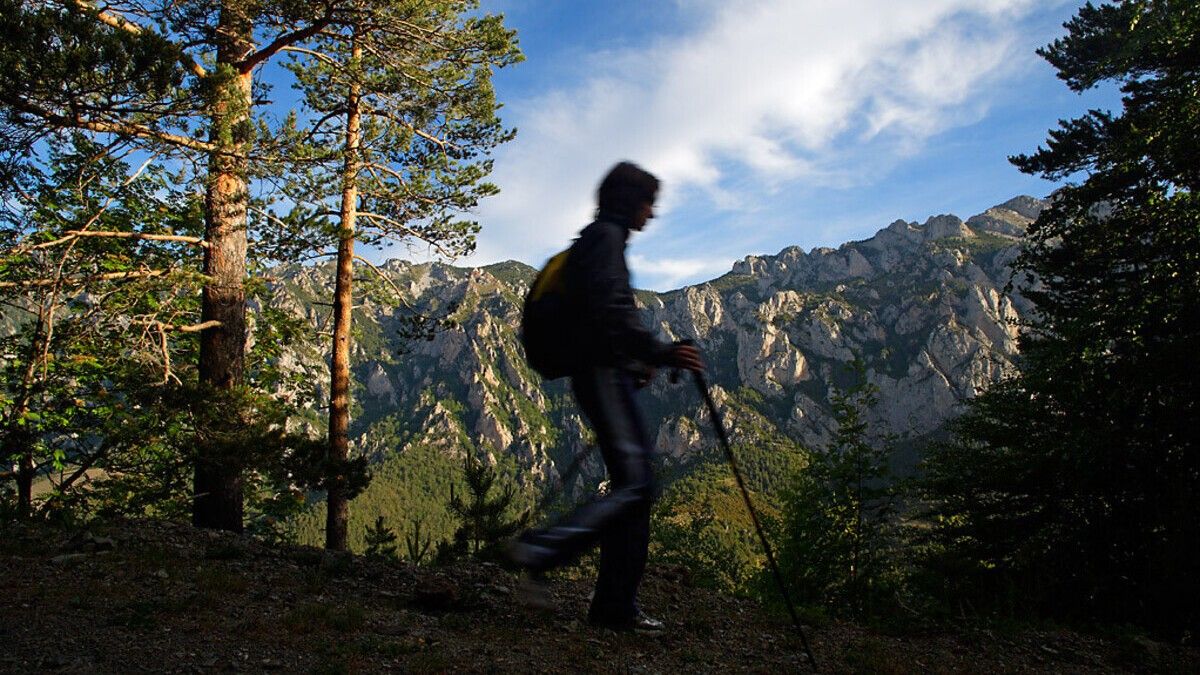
[522,366,655,622]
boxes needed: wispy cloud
[468,0,1052,288]
[627,254,733,291]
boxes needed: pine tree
[277,0,520,550]
[781,362,898,617]
[439,452,527,562]
[363,515,399,558]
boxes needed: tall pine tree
[278,0,519,550]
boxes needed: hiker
[509,161,704,632]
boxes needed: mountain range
[267,195,1044,546]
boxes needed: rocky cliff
[265,196,1044,497]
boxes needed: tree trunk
[194,2,254,532]
[9,308,46,518]
[325,36,363,551]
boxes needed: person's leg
[516,367,654,603]
[587,369,654,623]
[589,489,651,623]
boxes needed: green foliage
[651,465,774,595]
[404,516,433,565]
[438,450,528,563]
[780,361,901,618]
[363,515,399,559]
[0,135,206,520]
[922,0,1200,630]
[0,0,188,150]
[273,0,522,261]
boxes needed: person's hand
[665,343,705,373]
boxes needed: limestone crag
[263,197,1044,492]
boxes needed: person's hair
[597,161,659,216]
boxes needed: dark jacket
[566,211,672,370]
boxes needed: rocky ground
[2,519,1194,674]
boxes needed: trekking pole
[679,344,819,673]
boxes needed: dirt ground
[2,520,1194,673]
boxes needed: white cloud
[627,253,733,291]
[466,0,1047,286]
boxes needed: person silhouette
[508,161,703,632]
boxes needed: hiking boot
[588,609,665,635]
[631,610,665,635]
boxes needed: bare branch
[0,269,172,289]
[28,230,209,250]
[240,9,337,73]
[2,96,216,153]
[134,319,222,333]
[280,45,343,67]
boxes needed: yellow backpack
[520,249,576,379]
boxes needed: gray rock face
[364,362,396,403]
[261,197,1044,491]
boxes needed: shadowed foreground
[2,520,1193,673]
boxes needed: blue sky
[449,0,1122,290]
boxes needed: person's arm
[574,225,704,372]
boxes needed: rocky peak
[264,196,1048,494]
